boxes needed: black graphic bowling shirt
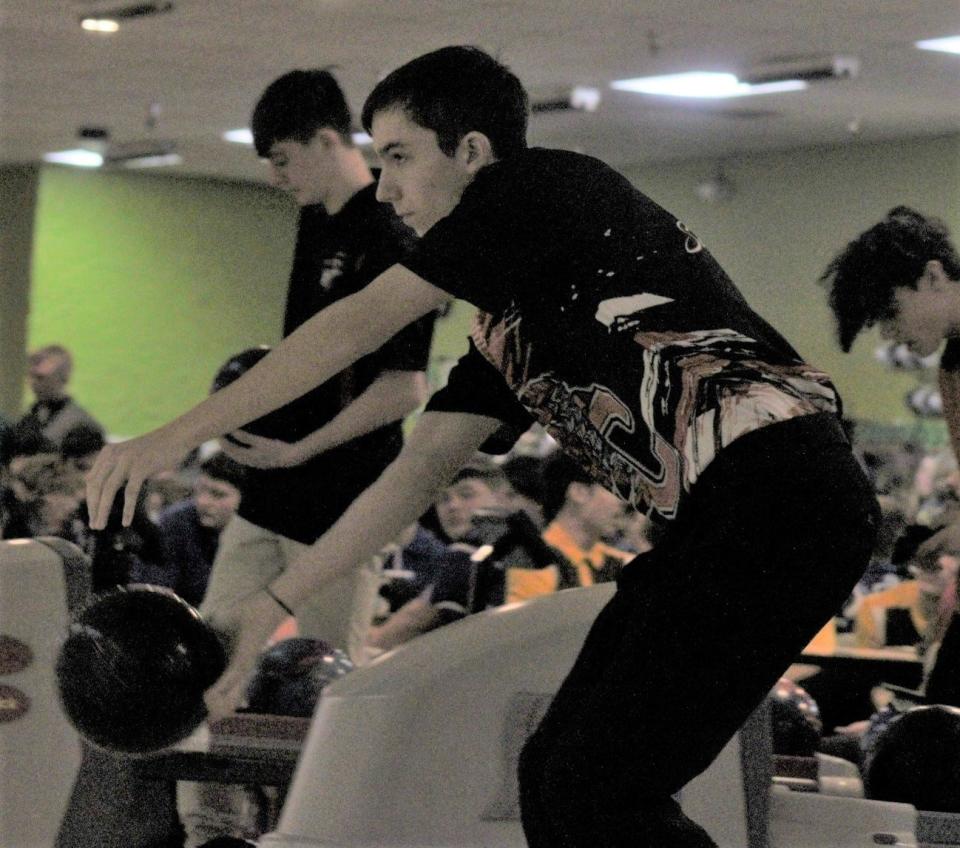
[406,148,838,523]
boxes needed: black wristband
[263,586,294,616]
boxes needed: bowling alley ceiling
[2,0,959,183]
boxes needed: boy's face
[267,132,333,207]
[194,475,241,531]
[878,261,955,357]
[371,107,477,236]
[435,477,502,541]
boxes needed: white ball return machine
[257,584,934,848]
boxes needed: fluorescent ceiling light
[570,86,602,112]
[223,128,372,146]
[916,35,960,55]
[223,128,253,144]
[81,18,120,32]
[611,71,806,98]
[43,149,104,168]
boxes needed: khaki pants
[200,513,382,663]
[181,515,383,846]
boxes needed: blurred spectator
[854,524,958,651]
[368,461,555,651]
[61,424,107,474]
[144,471,195,524]
[506,452,632,604]
[13,345,103,450]
[131,453,246,608]
[500,453,548,529]
[1,452,85,540]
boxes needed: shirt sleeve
[425,342,535,454]
[398,158,553,313]
[371,310,437,373]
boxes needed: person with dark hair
[60,423,107,473]
[88,46,878,848]
[500,453,548,528]
[131,452,246,608]
[13,344,103,450]
[196,68,436,664]
[506,452,630,604]
[823,207,960,562]
[821,206,960,355]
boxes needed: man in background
[14,344,103,450]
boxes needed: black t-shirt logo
[318,251,348,291]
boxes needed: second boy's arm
[86,265,450,528]
[222,369,428,468]
[204,408,504,719]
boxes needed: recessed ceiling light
[223,128,254,145]
[42,149,104,168]
[611,71,806,99]
[80,18,120,32]
[916,35,960,55]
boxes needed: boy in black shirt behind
[200,69,436,661]
[89,48,878,847]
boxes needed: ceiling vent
[531,86,602,115]
[77,2,174,24]
[742,55,860,85]
[102,138,178,167]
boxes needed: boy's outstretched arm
[85,265,450,528]
[204,409,504,720]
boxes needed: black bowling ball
[768,677,823,757]
[211,346,276,442]
[245,637,354,718]
[56,585,226,754]
[865,704,960,812]
[211,345,341,442]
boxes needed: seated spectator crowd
[9,345,960,846]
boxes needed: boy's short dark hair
[199,452,247,492]
[252,69,353,157]
[61,424,106,461]
[821,206,960,352]
[541,452,593,523]
[361,45,529,160]
[501,454,547,505]
[449,460,508,490]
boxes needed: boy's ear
[313,128,341,149]
[925,259,949,290]
[458,131,495,173]
[566,481,591,507]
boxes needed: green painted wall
[22,134,960,437]
[28,166,297,436]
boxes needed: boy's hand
[204,590,289,722]
[85,428,188,528]
[220,431,307,469]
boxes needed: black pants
[518,413,879,848]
